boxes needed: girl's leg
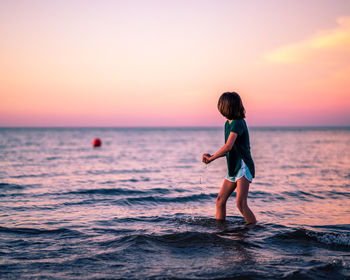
[216,179,237,220]
[236,176,257,224]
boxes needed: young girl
[202,92,257,225]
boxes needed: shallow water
[0,127,349,279]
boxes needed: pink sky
[1,0,349,126]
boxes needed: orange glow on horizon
[0,1,349,126]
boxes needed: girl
[202,92,257,225]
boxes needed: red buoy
[92,138,102,147]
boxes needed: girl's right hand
[202,153,212,164]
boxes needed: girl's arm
[203,132,237,164]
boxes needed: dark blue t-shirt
[225,119,255,178]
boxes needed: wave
[60,192,217,207]
[10,173,64,179]
[62,187,190,197]
[107,215,172,225]
[318,190,350,198]
[248,190,350,201]
[306,230,350,247]
[0,183,39,197]
[86,168,161,175]
[0,183,32,190]
[67,188,346,202]
[125,193,217,205]
[65,187,156,196]
[0,226,84,238]
[269,224,350,248]
[281,190,325,201]
[46,156,62,161]
[2,181,348,205]
[97,230,257,250]
[281,259,347,280]
[1,218,349,280]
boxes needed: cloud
[265,17,350,64]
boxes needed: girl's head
[217,92,246,120]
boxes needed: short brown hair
[217,92,246,120]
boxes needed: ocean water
[0,127,349,280]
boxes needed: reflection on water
[1,127,349,226]
[0,127,349,279]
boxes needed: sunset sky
[1,0,350,127]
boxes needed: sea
[0,127,349,280]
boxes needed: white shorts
[225,160,253,183]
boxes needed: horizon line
[1,125,349,129]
